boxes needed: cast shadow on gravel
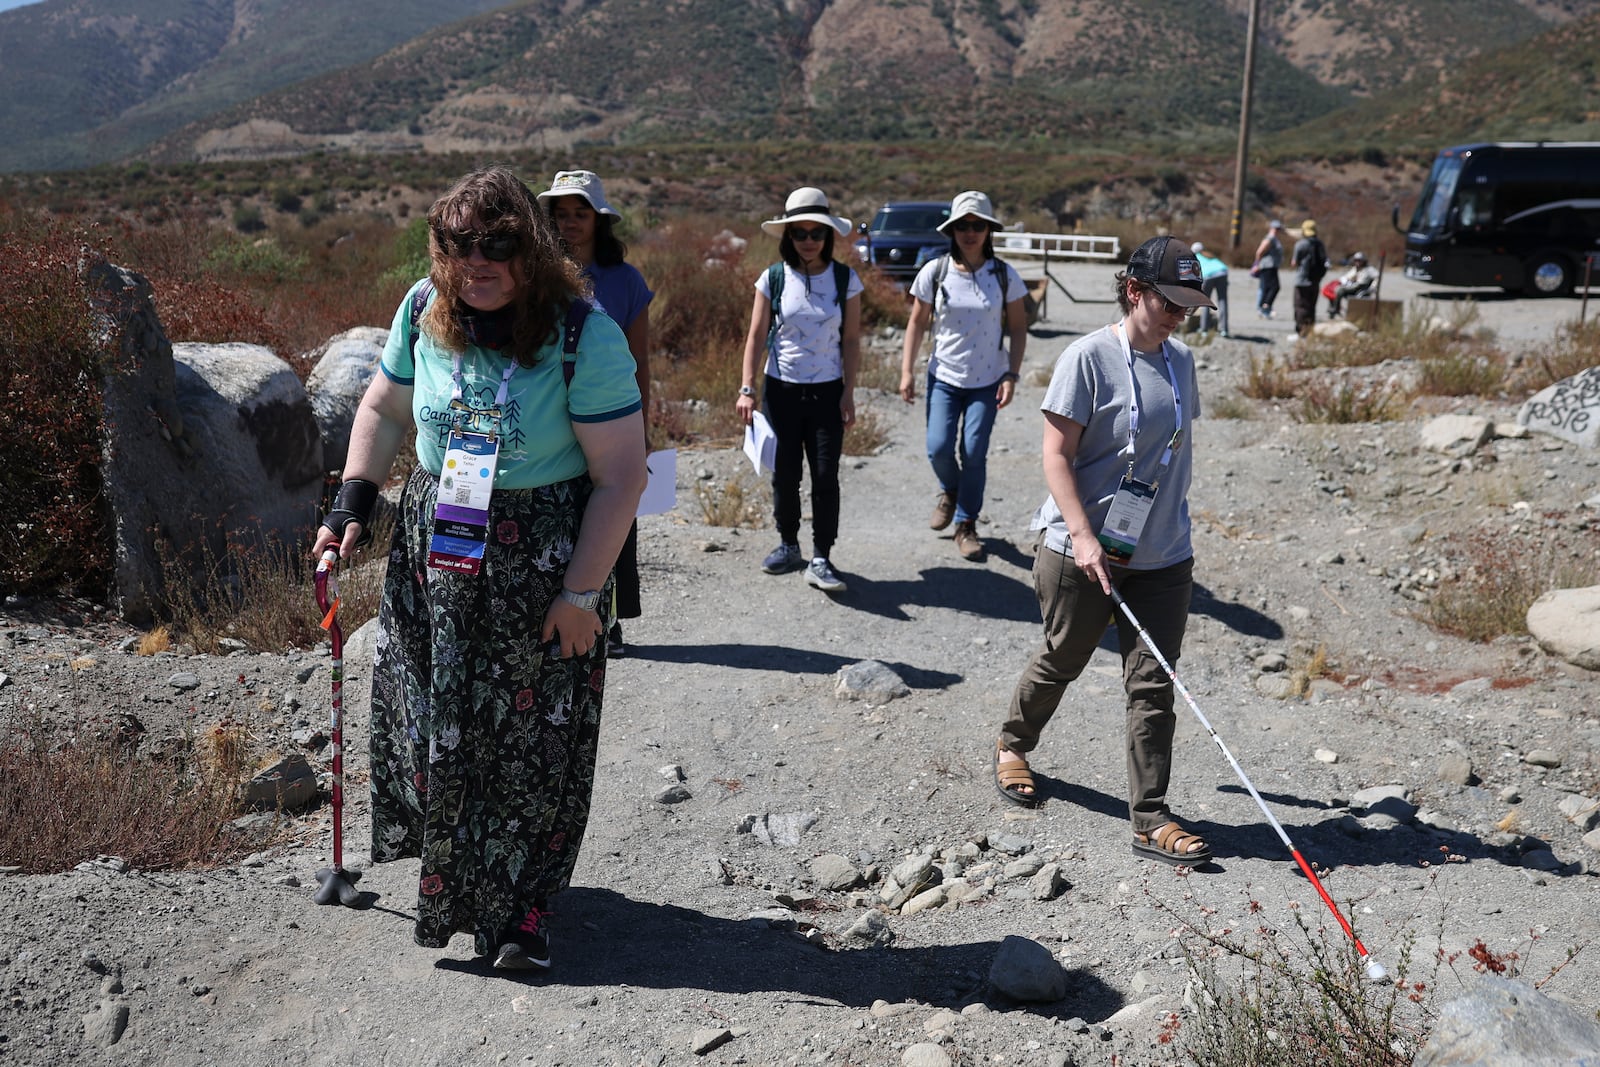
[836,565,1038,622]
[624,642,962,691]
[1188,584,1283,640]
[437,887,1128,1020]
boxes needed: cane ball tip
[1365,958,1388,982]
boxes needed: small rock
[1003,854,1045,879]
[901,1043,952,1067]
[808,853,860,891]
[242,754,319,812]
[1524,750,1562,769]
[835,660,911,705]
[1313,748,1340,764]
[1558,793,1600,831]
[737,811,820,847]
[845,910,894,947]
[80,1000,130,1048]
[989,934,1066,1002]
[871,1000,917,1019]
[690,1028,733,1055]
[1254,652,1288,672]
[988,833,1032,856]
[654,784,693,805]
[901,885,949,916]
[658,764,685,782]
[167,672,201,692]
[1438,753,1476,786]
[1030,863,1067,901]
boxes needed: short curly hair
[422,166,585,366]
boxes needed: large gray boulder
[93,261,324,622]
[1526,586,1600,671]
[1519,367,1600,449]
[1413,976,1600,1066]
[305,326,387,471]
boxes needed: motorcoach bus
[1393,141,1600,296]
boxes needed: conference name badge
[428,430,498,575]
[1097,474,1158,565]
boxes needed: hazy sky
[0,0,43,11]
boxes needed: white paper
[636,449,677,517]
[743,411,777,475]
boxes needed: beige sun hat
[760,187,852,238]
[535,170,621,219]
[936,190,1003,233]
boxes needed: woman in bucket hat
[898,190,1028,563]
[994,236,1216,867]
[736,187,863,594]
[538,170,653,656]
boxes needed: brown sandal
[1132,821,1213,866]
[994,742,1041,808]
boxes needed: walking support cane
[1109,586,1387,981]
[313,548,362,907]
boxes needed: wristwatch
[558,587,603,612]
[738,385,756,397]
[1000,371,1020,383]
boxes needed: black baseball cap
[1127,236,1216,310]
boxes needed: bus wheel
[1526,253,1574,297]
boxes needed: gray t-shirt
[1029,323,1200,570]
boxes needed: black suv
[854,201,951,283]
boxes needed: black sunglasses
[1143,287,1195,316]
[950,219,990,233]
[435,228,521,262]
[788,226,831,242]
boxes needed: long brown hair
[422,166,586,366]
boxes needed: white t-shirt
[755,263,863,384]
[909,256,1025,389]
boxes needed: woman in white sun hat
[898,190,1027,563]
[537,170,653,656]
[736,187,863,595]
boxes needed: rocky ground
[4,266,1600,1067]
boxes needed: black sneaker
[493,903,551,970]
[606,622,625,658]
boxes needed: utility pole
[1229,0,1261,251]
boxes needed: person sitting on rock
[1326,252,1380,318]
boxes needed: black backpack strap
[933,254,951,316]
[408,278,434,360]
[561,299,591,385]
[763,262,786,368]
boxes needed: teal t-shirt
[379,281,642,490]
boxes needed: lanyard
[1113,321,1183,476]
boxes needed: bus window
[1411,155,1463,233]
[1457,187,1493,228]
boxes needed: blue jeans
[925,373,999,523]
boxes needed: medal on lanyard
[428,357,515,575]
[1096,324,1183,565]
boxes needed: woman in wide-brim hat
[537,169,653,657]
[736,187,862,595]
[898,189,1028,564]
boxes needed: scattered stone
[1254,651,1288,672]
[290,726,326,749]
[658,764,685,782]
[901,885,949,916]
[1256,675,1295,700]
[690,1028,733,1055]
[1030,863,1067,901]
[1558,794,1600,832]
[695,540,725,553]
[1499,786,1523,804]
[922,1008,961,1034]
[654,784,693,805]
[242,754,319,812]
[1003,854,1045,879]
[1526,587,1600,671]
[901,1043,952,1067]
[834,660,910,705]
[1438,753,1476,786]
[1420,414,1493,457]
[168,672,201,691]
[81,1000,130,1048]
[1313,748,1340,764]
[871,1000,917,1019]
[1519,368,1600,449]
[989,935,1066,1003]
[1524,750,1562,769]
[737,812,820,847]
[844,910,893,947]
[1413,976,1600,1066]
[988,833,1032,856]
[808,853,860,891]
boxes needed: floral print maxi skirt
[369,466,611,955]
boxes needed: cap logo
[554,174,588,188]
[1175,256,1201,283]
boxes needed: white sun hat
[936,190,1003,233]
[535,170,621,219]
[760,187,852,238]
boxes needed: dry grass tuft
[695,471,766,528]
[1416,527,1600,643]
[137,626,172,656]
[1295,375,1409,423]
[1240,355,1297,400]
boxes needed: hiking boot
[493,903,551,971]
[761,542,805,575]
[804,558,847,593]
[929,490,957,531]
[953,520,985,561]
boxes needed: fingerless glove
[320,478,379,548]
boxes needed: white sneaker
[804,558,847,593]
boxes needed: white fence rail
[997,231,1122,261]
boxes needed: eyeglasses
[435,228,521,262]
[950,219,990,233]
[1143,287,1195,316]
[788,226,830,242]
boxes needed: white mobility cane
[1109,586,1387,982]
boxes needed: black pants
[1293,285,1318,335]
[613,520,640,619]
[763,375,844,558]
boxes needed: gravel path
[3,272,1599,1067]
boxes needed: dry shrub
[0,715,257,873]
[1295,375,1409,423]
[1418,526,1600,643]
[843,403,891,456]
[0,208,116,599]
[1515,318,1600,394]
[137,626,172,656]
[1240,355,1297,400]
[1416,349,1508,396]
[695,471,765,528]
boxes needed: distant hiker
[538,169,654,657]
[1191,241,1229,337]
[736,187,862,594]
[898,190,1028,563]
[1251,219,1285,318]
[1326,251,1380,318]
[315,166,646,971]
[1291,218,1329,336]
[994,236,1215,868]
